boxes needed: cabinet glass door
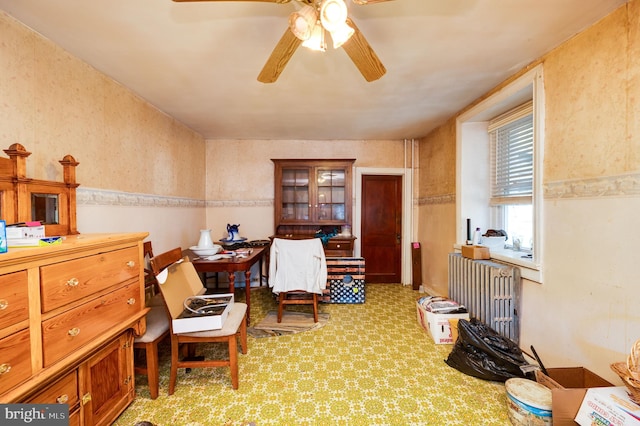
[281,168,310,221]
[316,168,346,221]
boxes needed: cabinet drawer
[27,370,78,407]
[42,282,141,367]
[0,270,29,330]
[325,249,353,257]
[325,239,353,251]
[0,329,32,394]
[40,247,139,313]
[325,239,354,257]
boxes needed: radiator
[448,253,521,343]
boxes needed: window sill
[453,244,542,283]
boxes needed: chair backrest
[150,247,183,275]
[143,241,154,259]
[143,241,155,277]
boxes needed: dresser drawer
[0,329,32,394]
[40,247,139,313]
[325,238,354,257]
[42,282,141,367]
[27,370,78,407]
[0,270,29,330]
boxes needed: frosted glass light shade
[289,5,318,41]
[302,23,326,51]
[320,0,348,33]
[329,21,354,48]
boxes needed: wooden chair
[142,241,157,302]
[133,306,169,399]
[133,241,172,399]
[151,247,248,393]
[269,238,327,323]
[278,292,318,323]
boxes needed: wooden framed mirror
[0,144,79,236]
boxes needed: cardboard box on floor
[535,367,613,425]
[574,386,640,425]
[157,258,233,333]
[416,301,469,344]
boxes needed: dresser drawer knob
[0,363,11,375]
[126,260,135,268]
[127,298,136,305]
[68,327,80,337]
[0,299,7,310]
[336,244,341,248]
[66,278,79,287]
[56,394,69,404]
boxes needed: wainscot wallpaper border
[77,188,273,208]
[544,172,640,199]
[417,194,456,205]
[78,188,205,208]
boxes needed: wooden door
[361,175,402,283]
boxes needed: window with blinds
[489,101,533,206]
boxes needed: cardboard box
[6,224,45,239]
[416,301,469,344]
[157,259,233,333]
[426,311,470,344]
[574,386,640,426]
[461,245,490,259]
[535,367,614,425]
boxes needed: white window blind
[489,102,533,206]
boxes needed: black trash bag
[445,318,530,382]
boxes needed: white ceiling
[0,0,626,140]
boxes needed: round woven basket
[611,362,640,404]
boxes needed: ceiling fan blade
[341,18,386,82]
[173,0,291,3]
[257,28,302,83]
[352,0,394,4]
[352,0,392,5]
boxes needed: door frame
[354,167,413,285]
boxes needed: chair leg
[239,314,248,354]
[145,341,160,399]
[277,293,285,323]
[312,293,318,323]
[169,336,179,396]
[229,335,239,390]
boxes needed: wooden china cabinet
[272,159,356,256]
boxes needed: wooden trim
[0,143,79,235]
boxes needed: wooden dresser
[0,233,148,426]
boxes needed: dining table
[185,246,267,325]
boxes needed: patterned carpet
[114,284,511,426]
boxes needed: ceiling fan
[172,0,391,83]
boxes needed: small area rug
[248,310,330,338]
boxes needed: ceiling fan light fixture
[329,21,354,48]
[289,5,318,41]
[302,21,326,52]
[320,0,348,33]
